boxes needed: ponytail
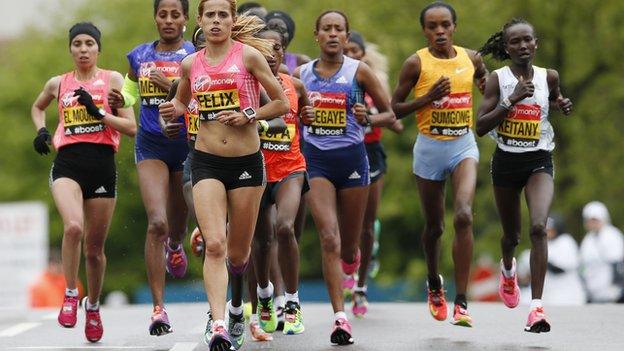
[231,14,273,57]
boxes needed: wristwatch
[242,107,257,122]
[500,97,513,110]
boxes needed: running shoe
[149,305,173,336]
[203,310,214,344]
[226,306,246,350]
[352,291,368,318]
[189,227,204,257]
[450,304,473,327]
[498,259,520,308]
[58,294,78,328]
[276,304,285,331]
[330,317,354,345]
[243,301,252,320]
[165,239,188,278]
[257,296,277,333]
[427,275,448,321]
[525,307,551,333]
[249,317,273,341]
[283,301,304,335]
[206,321,233,351]
[342,274,356,300]
[83,299,104,342]
[368,259,380,279]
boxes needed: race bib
[138,61,180,106]
[193,73,240,121]
[496,103,541,148]
[186,99,200,141]
[260,124,296,152]
[60,92,105,136]
[429,92,472,137]
[307,92,347,136]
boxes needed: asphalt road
[1,302,623,350]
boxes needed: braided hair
[478,18,533,61]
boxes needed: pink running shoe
[525,307,551,333]
[149,305,173,336]
[58,295,78,328]
[342,274,356,300]
[330,318,354,345]
[352,291,368,318]
[165,239,188,278]
[249,319,273,341]
[84,305,104,342]
[498,259,520,308]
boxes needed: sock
[86,299,100,311]
[334,311,347,321]
[501,258,516,278]
[213,319,226,329]
[229,301,243,315]
[354,285,367,293]
[65,288,79,297]
[530,299,542,310]
[275,294,285,309]
[454,294,467,309]
[427,275,442,290]
[257,281,274,299]
[285,291,299,304]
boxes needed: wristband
[258,120,269,133]
[121,74,139,108]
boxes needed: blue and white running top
[300,56,365,150]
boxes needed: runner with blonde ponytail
[159,0,289,349]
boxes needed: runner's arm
[101,71,137,137]
[31,76,60,130]
[475,72,506,136]
[356,61,396,127]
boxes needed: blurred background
[1,0,624,307]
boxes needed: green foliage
[0,0,620,300]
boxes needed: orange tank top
[260,73,306,182]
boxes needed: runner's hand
[74,88,104,119]
[159,101,177,121]
[160,119,183,139]
[353,103,368,125]
[108,88,125,109]
[556,96,573,116]
[216,110,248,126]
[149,69,171,91]
[426,76,451,102]
[33,127,51,155]
[299,105,315,125]
[509,75,534,104]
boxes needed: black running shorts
[191,149,265,190]
[50,143,117,199]
[490,147,553,189]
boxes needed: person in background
[30,248,84,308]
[517,215,586,305]
[237,1,267,19]
[580,201,624,303]
[264,10,310,74]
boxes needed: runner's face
[155,0,188,42]
[422,7,455,51]
[345,41,364,60]
[70,34,99,69]
[315,13,348,56]
[260,31,284,75]
[267,18,290,45]
[505,24,537,65]
[198,0,234,44]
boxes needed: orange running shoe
[427,275,448,321]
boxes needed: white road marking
[169,342,199,351]
[41,313,58,320]
[10,347,153,350]
[0,323,40,337]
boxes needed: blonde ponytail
[231,14,273,57]
[362,43,390,96]
[198,0,273,57]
